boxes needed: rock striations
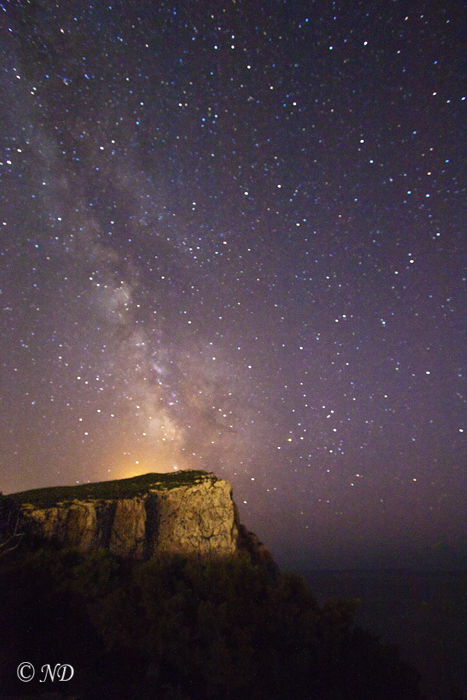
[8,471,277,575]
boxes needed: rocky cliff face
[11,471,276,574]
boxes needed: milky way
[0,1,465,568]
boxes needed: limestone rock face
[110,499,146,558]
[154,479,237,557]
[25,501,100,551]
[18,472,240,559]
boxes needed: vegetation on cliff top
[8,470,217,508]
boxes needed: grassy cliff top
[8,470,218,508]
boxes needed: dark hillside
[0,547,426,700]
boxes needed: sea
[301,569,467,700]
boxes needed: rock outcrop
[8,471,277,574]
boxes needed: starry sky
[1,0,466,569]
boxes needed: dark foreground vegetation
[0,544,426,700]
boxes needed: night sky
[1,0,466,569]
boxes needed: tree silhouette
[0,496,25,558]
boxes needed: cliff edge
[6,470,277,575]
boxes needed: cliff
[7,471,277,574]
